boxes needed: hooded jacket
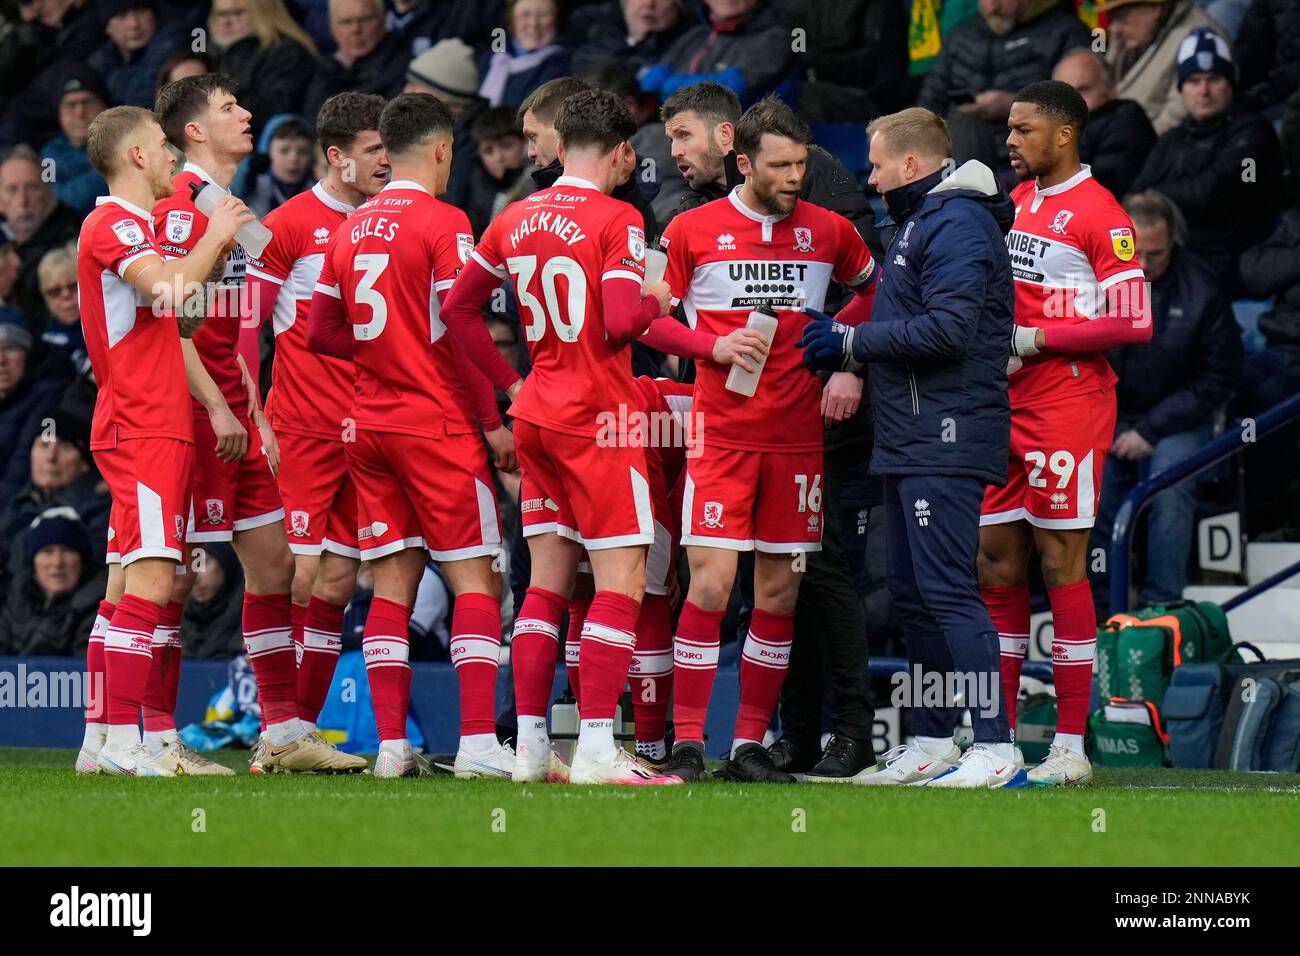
[853,161,1014,484]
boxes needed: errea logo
[313,227,330,243]
[1050,491,1069,510]
[716,233,736,251]
[914,499,931,526]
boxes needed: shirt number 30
[507,254,587,343]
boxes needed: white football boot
[453,739,516,780]
[926,743,1028,789]
[97,741,176,777]
[372,743,431,778]
[512,736,570,783]
[851,742,960,786]
[1027,745,1093,787]
[568,746,683,785]
[75,732,105,775]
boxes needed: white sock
[983,742,1017,761]
[82,722,106,752]
[731,737,762,758]
[915,735,955,757]
[516,715,548,751]
[1053,733,1085,755]
[301,720,317,734]
[265,717,306,746]
[106,723,141,749]
[380,738,410,757]
[142,728,177,756]
[577,719,616,760]
[460,733,498,754]
[636,739,667,762]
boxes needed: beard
[751,178,797,216]
[149,164,175,200]
[983,13,1015,35]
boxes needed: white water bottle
[643,247,668,286]
[188,180,272,258]
[725,305,780,397]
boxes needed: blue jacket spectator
[39,65,110,215]
[643,0,793,103]
[0,314,72,494]
[88,1,185,108]
[478,0,573,108]
[386,0,506,58]
[571,0,689,75]
[35,243,87,368]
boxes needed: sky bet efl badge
[1110,226,1135,262]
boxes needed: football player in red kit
[153,74,357,773]
[440,88,687,785]
[74,105,253,776]
[244,93,388,755]
[308,93,517,778]
[978,81,1152,787]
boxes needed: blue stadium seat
[811,122,870,186]
[1232,298,1273,355]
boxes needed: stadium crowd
[0,0,1298,781]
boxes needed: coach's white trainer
[373,744,431,778]
[926,743,1027,789]
[1027,745,1093,787]
[157,740,236,776]
[97,742,176,778]
[852,742,960,786]
[569,746,683,786]
[512,737,570,783]
[454,739,516,780]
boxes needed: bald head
[1052,49,1113,114]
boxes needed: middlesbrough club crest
[174,515,184,542]
[166,210,194,244]
[793,227,814,253]
[289,510,310,537]
[701,501,725,530]
[204,498,225,525]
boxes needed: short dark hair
[471,106,524,145]
[155,49,212,96]
[580,58,641,101]
[269,119,312,146]
[379,93,455,155]
[661,81,741,128]
[1013,80,1088,131]
[154,73,240,148]
[733,94,809,161]
[517,76,590,127]
[1123,190,1186,246]
[315,91,385,153]
[553,88,636,154]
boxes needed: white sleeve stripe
[116,249,156,277]
[602,269,643,284]
[313,282,341,298]
[245,264,285,285]
[433,278,456,291]
[1099,268,1145,289]
[471,250,506,278]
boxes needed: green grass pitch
[3,748,1298,866]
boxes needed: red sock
[1049,580,1098,735]
[982,584,1031,730]
[290,602,307,665]
[142,601,183,732]
[298,597,344,723]
[103,594,161,725]
[630,593,673,744]
[734,608,794,743]
[672,600,724,743]
[363,597,412,742]
[578,591,640,722]
[243,592,297,726]
[564,595,590,707]
[510,587,567,719]
[85,599,115,724]
[450,592,502,736]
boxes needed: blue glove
[796,308,863,373]
[639,63,672,94]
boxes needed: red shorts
[99,437,194,566]
[575,445,679,593]
[981,387,1117,530]
[681,444,824,553]
[347,427,502,562]
[516,419,654,550]
[276,430,359,558]
[187,414,284,542]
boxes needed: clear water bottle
[188,180,272,258]
[643,247,668,286]
[725,304,780,397]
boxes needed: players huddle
[73,70,1145,787]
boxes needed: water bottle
[188,180,272,258]
[643,247,668,286]
[725,305,780,397]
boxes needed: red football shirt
[153,163,248,417]
[1006,165,1145,409]
[246,181,356,440]
[315,179,479,439]
[78,196,192,449]
[660,189,876,452]
[472,174,648,438]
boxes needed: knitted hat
[407,39,479,105]
[27,506,91,564]
[0,307,32,351]
[1176,27,1235,89]
[40,407,93,465]
[97,0,157,23]
[54,63,110,108]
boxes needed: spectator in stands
[1233,0,1300,114]
[385,0,505,57]
[88,0,185,108]
[0,145,83,322]
[301,0,408,126]
[404,39,486,214]
[35,244,84,365]
[1054,49,1156,199]
[207,0,320,142]
[39,65,108,215]
[796,0,913,122]
[582,57,678,217]
[571,0,688,76]
[0,313,70,476]
[156,48,213,91]
[182,544,246,659]
[478,0,573,108]
[0,1,103,101]
[642,0,792,104]
[0,228,21,309]
[0,506,103,656]
[244,118,315,218]
[1099,0,1226,135]
[918,0,1090,180]
[465,107,529,235]
[1093,191,1242,607]
[1130,27,1283,291]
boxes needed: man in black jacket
[301,0,408,128]
[1091,191,1242,607]
[1054,49,1156,198]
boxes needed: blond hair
[38,242,78,289]
[867,108,952,161]
[86,106,158,178]
[212,0,319,55]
